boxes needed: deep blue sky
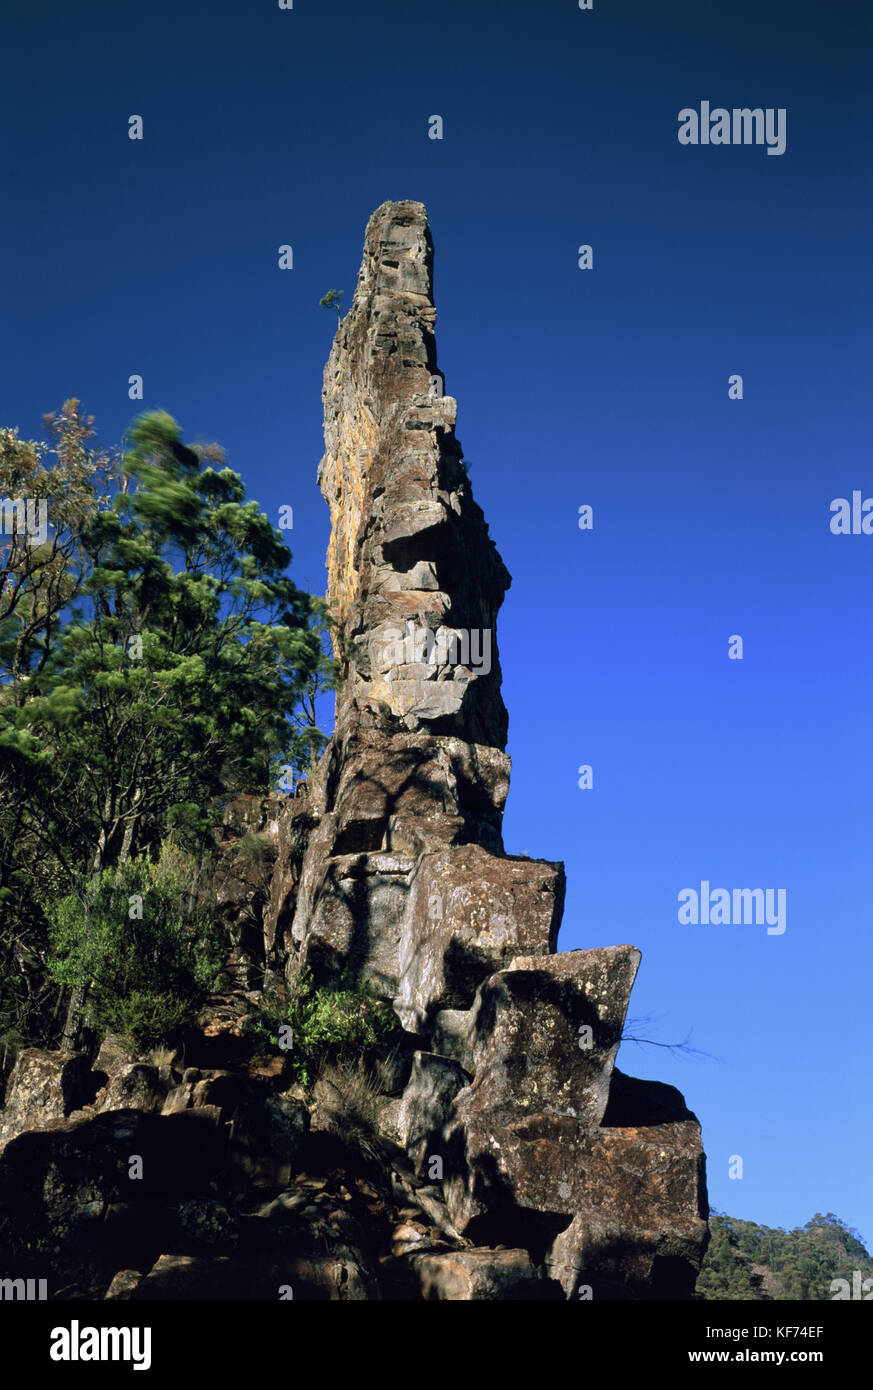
[3,0,871,1254]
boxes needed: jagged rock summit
[319,199,509,748]
[265,199,709,1296]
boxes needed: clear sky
[2,0,870,1249]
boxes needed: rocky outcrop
[0,200,708,1300]
[318,200,509,749]
[270,201,574,1021]
[0,1035,559,1300]
[395,844,565,1033]
[263,200,709,1298]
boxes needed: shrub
[232,831,276,878]
[95,988,196,1050]
[313,1057,384,1163]
[46,845,225,1050]
[243,966,402,1086]
[147,1044,178,1072]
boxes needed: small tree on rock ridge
[319,289,344,326]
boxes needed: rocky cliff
[263,200,709,1296]
[0,200,708,1301]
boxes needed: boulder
[104,1269,143,1300]
[544,1069,709,1299]
[97,1064,165,1115]
[0,1107,228,1296]
[131,1250,378,1301]
[373,1095,403,1146]
[190,1071,248,1120]
[395,845,565,1032]
[0,1048,94,1152]
[442,947,641,1228]
[94,1034,141,1077]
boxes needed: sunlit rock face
[278,199,545,997]
[318,199,510,749]
[268,200,709,1298]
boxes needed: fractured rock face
[545,1069,709,1298]
[395,845,565,1033]
[280,204,558,1004]
[97,1064,164,1116]
[441,947,640,1227]
[319,199,509,749]
[397,1052,469,1176]
[266,199,709,1298]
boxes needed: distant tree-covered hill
[697,1211,873,1300]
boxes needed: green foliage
[244,966,402,1086]
[0,401,333,1052]
[318,289,344,325]
[697,1210,873,1301]
[45,846,223,1049]
[0,405,119,1049]
[4,404,326,876]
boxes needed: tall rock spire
[261,202,708,1300]
[318,199,509,749]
